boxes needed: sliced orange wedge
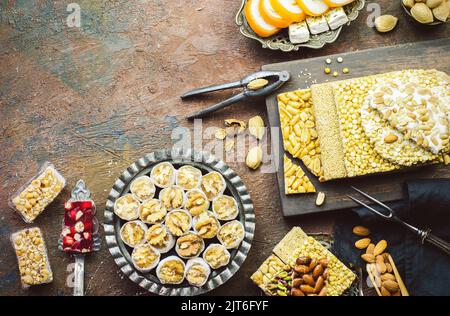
[296,0,329,16]
[269,0,306,23]
[260,0,292,28]
[323,0,355,7]
[245,0,281,37]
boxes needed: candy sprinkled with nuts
[11,227,53,286]
[11,164,65,223]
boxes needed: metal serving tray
[104,148,255,296]
[235,0,365,52]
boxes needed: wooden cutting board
[262,38,450,217]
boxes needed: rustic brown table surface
[0,1,449,296]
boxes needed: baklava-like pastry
[159,186,186,210]
[212,195,239,221]
[217,220,245,249]
[150,162,176,188]
[120,220,147,248]
[114,194,140,221]
[201,171,226,200]
[185,189,209,217]
[131,243,160,272]
[185,258,211,287]
[176,165,202,190]
[156,256,186,285]
[193,211,220,239]
[139,199,167,224]
[165,209,192,237]
[145,223,175,254]
[203,243,231,269]
[175,231,205,259]
[130,176,156,202]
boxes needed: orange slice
[323,0,355,7]
[245,0,281,37]
[270,0,306,23]
[260,0,292,28]
[296,0,329,16]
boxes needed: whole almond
[375,15,398,33]
[247,78,268,90]
[383,280,400,293]
[384,133,398,143]
[248,115,265,140]
[361,253,375,263]
[403,0,415,8]
[373,240,388,256]
[386,263,393,273]
[353,225,371,236]
[366,243,375,255]
[355,238,371,249]
[381,273,396,282]
[381,286,391,296]
[300,284,315,294]
[376,256,387,274]
[246,146,263,170]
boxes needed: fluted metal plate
[104,148,255,296]
[235,0,365,52]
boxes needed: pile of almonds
[353,226,404,296]
[403,0,450,23]
[266,256,328,296]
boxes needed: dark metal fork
[347,186,450,256]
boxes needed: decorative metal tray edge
[104,148,255,296]
[235,0,366,52]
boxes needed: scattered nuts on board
[224,119,247,135]
[374,15,398,33]
[366,243,375,255]
[352,225,371,236]
[315,192,326,206]
[247,78,269,90]
[246,146,263,170]
[248,115,265,140]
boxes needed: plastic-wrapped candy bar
[62,200,96,253]
[9,162,66,223]
[11,227,53,287]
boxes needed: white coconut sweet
[150,162,176,188]
[203,243,231,269]
[175,231,205,259]
[185,189,210,217]
[165,209,193,237]
[212,195,239,221]
[193,211,221,239]
[114,194,140,221]
[119,220,148,248]
[185,258,211,287]
[159,185,187,210]
[131,243,160,273]
[176,165,203,190]
[156,256,186,285]
[217,220,245,249]
[144,223,175,254]
[200,171,227,201]
[130,175,156,202]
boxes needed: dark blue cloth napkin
[332,179,450,296]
